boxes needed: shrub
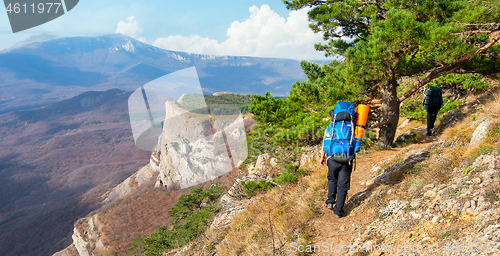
[297,168,306,176]
[439,98,466,115]
[461,166,473,177]
[400,96,466,122]
[406,163,427,175]
[241,180,272,197]
[362,130,378,147]
[132,184,223,256]
[485,190,499,204]
[285,163,297,172]
[85,120,101,125]
[112,114,130,123]
[273,172,298,185]
[427,73,489,97]
[400,98,427,121]
[177,93,252,115]
[486,122,500,143]
[443,187,459,197]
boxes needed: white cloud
[152,5,327,60]
[116,16,144,41]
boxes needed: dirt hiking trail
[310,138,437,255]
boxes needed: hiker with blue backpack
[320,102,369,218]
[423,87,443,136]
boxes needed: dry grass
[395,116,426,138]
[404,177,427,199]
[216,169,325,255]
[363,185,392,219]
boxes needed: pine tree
[284,0,500,146]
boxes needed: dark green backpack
[423,87,443,110]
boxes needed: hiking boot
[334,213,342,218]
[426,131,432,136]
[326,203,333,209]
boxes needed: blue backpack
[323,102,356,163]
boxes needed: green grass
[485,191,499,204]
[403,205,414,210]
[461,166,473,177]
[443,187,459,197]
[440,226,459,239]
[408,163,427,175]
[489,122,500,138]
[470,145,496,160]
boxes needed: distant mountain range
[0,34,307,114]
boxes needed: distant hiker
[320,102,369,218]
[423,87,443,136]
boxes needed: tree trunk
[379,78,400,147]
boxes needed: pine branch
[405,49,420,69]
[267,180,282,188]
[344,20,370,31]
[398,30,500,102]
[460,23,500,27]
[451,30,492,35]
[361,81,383,104]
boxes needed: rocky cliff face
[54,163,158,256]
[152,101,246,190]
[54,99,247,256]
[54,213,107,256]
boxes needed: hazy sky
[0,0,330,60]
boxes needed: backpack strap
[341,121,344,139]
[326,122,333,161]
[333,113,337,139]
[350,119,354,145]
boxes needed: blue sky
[0,0,330,60]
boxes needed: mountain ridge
[0,34,307,114]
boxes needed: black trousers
[325,158,352,216]
[426,110,438,134]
